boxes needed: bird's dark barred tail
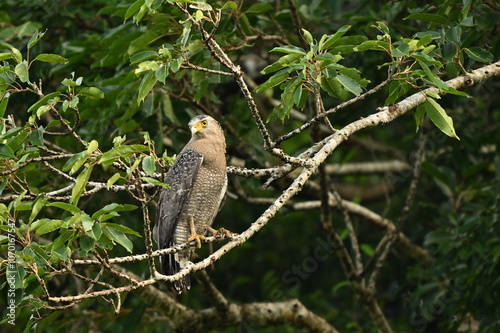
[163,251,190,293]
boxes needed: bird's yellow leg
[207,226,233,239]
[188,217,205,248]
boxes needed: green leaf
[220,1,237,10]
[332,280,349,294]
[391,42,409,57]
[0,127,25,142]
[179,22,191,47]
[372,21,389,35]
[336,74,362,96]
[321,76,344,99]
[270,46,306,55]
[254,69,290,93]
[27,92,61,113]
[70,152,90,174]
[125,0,145,19]
[34,219,64,235]
[28,127,44,146]
[328,35,367,49]
[424,230,452,246]
[129,29,162,55]
[385,80,411,105]
[353,40,389,52]
[71,165,93,205]
[0,95,9,118]
[47,202,82,214]
[301,28,314,45]
[102,226,133,253]
[69,96,79,109]
[145,0,162,10]
[360,244,374,256]
[320,25,351,51]
[238,14,252,35]
[34,53,68,64]
[246,3,273,13]
[0,53,15,61]
[51,244,70,262]
[137,71,157,104]
[404,13,450,25]
[141,176,170,189]
[142,155,156,176]
[89,221,102,240]
[14,61,29,83]
[328,36,369,54]
[29,195,47,223]
[267,77,300,121]
[0,143,15,159]
[99,145,149,164]
[9,190,27,213]
[155,64,169,83]
[295,86,308,110]
[161,93,178,124]
[293,83,303,106]
[78,87,105,99]
[23,243,50,266]
[87,139,99,154]
[187,2,212,11]
[36,105,50,118]
[11,47,22,63]
[62,78,77,87]
[81,215,94,233]
[412,52,442,66]
[417,34,433,48]
[92,203,137,220]
[464,47,493,63]
[6,127,28,153]
[425,90,441,99]
[27,30,45,49]
[101,223,141,237]
[51,230,75,251]
[260,54,302,75]
[170,56,183,73]
[79,236,95,255]
[415,104,426,132]
[445,25,461,45]
[424,97,460,140]
[194,10,204,22]
[417,60,467,96]
[0,66,9,75]
[62,151,89,174]
[107,173,121,189]
[130,51,159,65]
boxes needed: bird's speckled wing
[153,149,203,274]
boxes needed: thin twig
[274,74,393,145]
[0,154,74,176]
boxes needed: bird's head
[188,115,224,140]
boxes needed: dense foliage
[1,0,499,332]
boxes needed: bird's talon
[188,233,205,248]
[209,227,233,239]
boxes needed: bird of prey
[153,115,227,293]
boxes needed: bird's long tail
[161,250,190,294]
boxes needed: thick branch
[132,266,339,332]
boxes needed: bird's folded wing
[153,149,203,250]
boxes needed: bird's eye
[201,120,208,127]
